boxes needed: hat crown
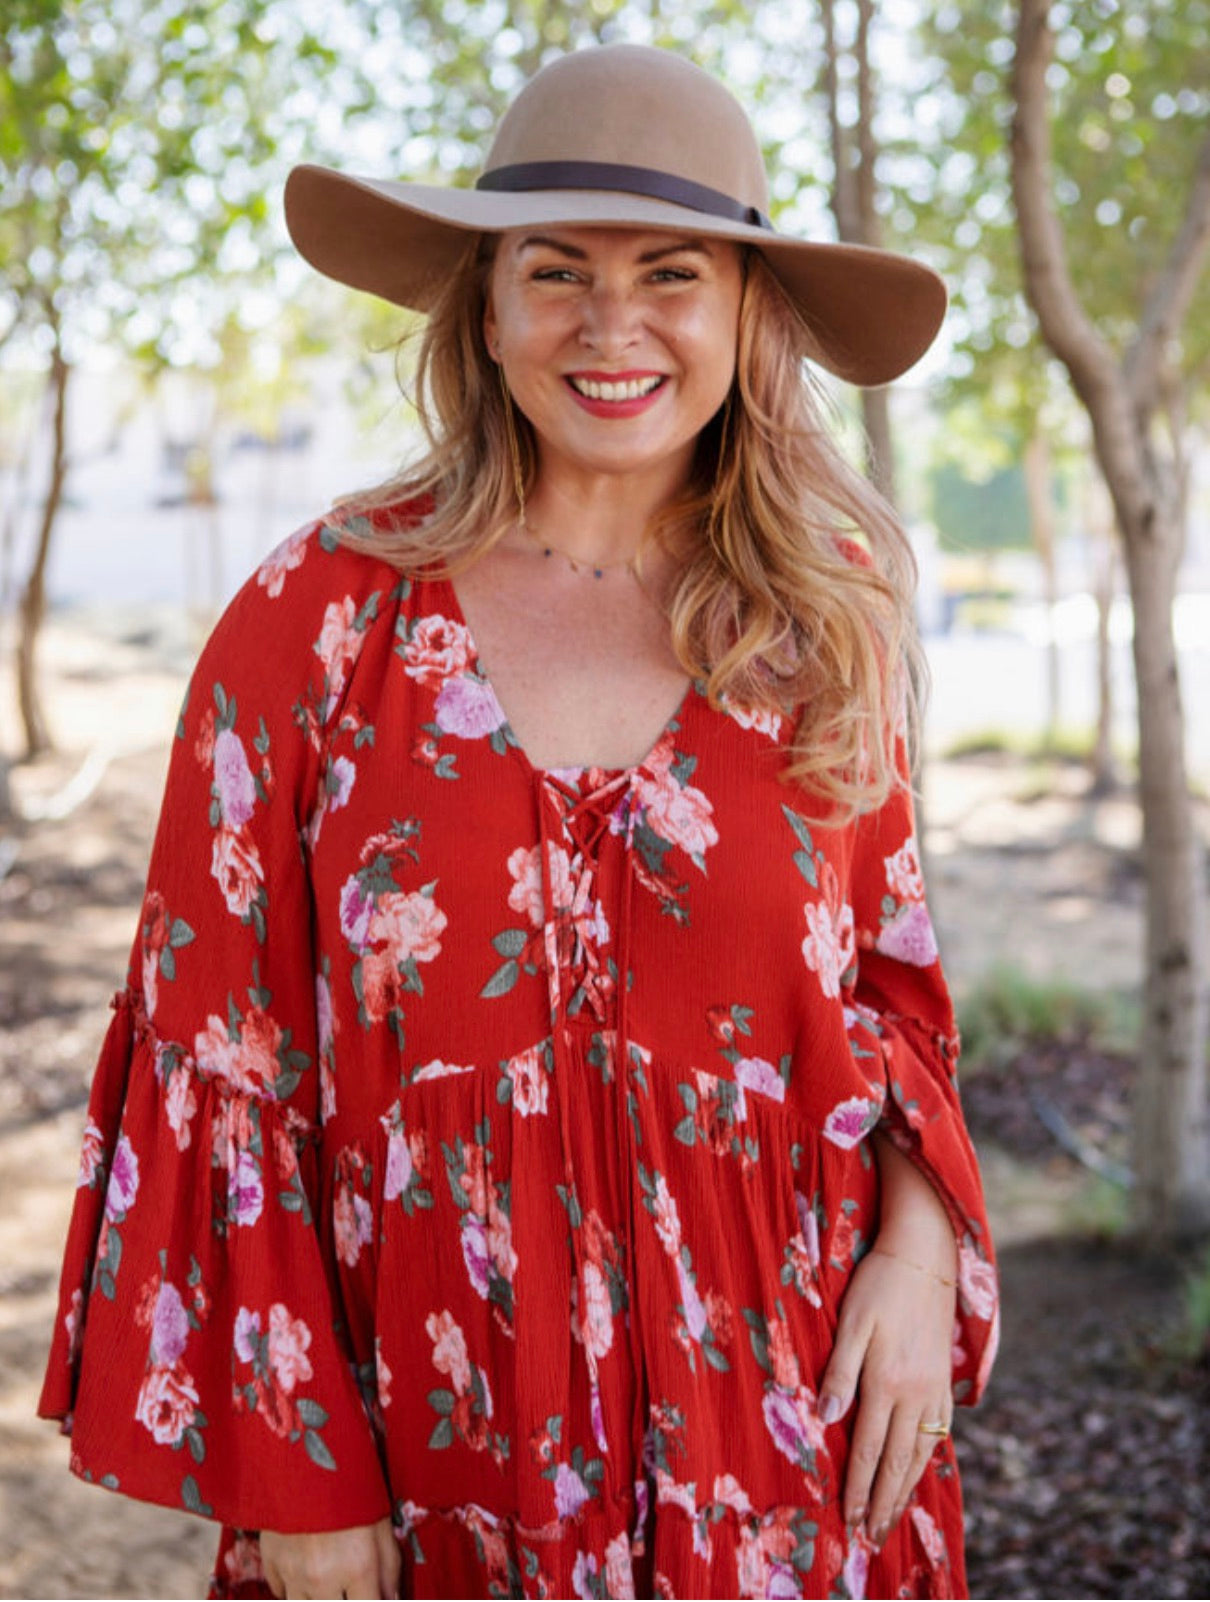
[484,45,770,217]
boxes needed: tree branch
[821,0,859,243]
[1125,127,1210,414]
[855,0,880,246]
[1009,0,1151,530]
[1009,0,1116,408]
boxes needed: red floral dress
[41,510,998,1600]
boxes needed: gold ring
[918,1421,950,1437]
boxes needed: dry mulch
[959,1046,1210,1600]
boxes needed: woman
[41,43,997,1601]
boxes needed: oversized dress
[40,508,999,1601]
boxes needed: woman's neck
[521,458,690,569]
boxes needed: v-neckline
[437,574,696,780]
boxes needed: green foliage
[931,457,1030,551]
[958,964,1112,1072]
[912,0,1210,391]
[0,0,372,367]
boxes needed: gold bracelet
[869,1247,957,1289]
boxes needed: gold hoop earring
[496,361,528,531]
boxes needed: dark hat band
[476,160,772,231]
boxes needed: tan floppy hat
[285,44,945,387]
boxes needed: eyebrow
[514,235,714,264]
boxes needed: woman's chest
[451,557,689,771]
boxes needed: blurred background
[2,1,1208,1597]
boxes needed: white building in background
[2,356,413,617]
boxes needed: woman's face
[484,226,744,497]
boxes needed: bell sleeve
[38,522,394,1532]
[843,752,1000,1406]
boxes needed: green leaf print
[492,928,528,958]
[304,1428,337,1471]
[180,1474,214,1517]
[480,959,520,999]
[428,1416,454,1451]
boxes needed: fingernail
[871,1522,889,1548]
[819,1394,843,1425]
[846,1505,866,1533]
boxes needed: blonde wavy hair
[332,238,923,820]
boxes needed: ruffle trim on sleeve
[848,1007,1000,1406]
[39,989,391,1532]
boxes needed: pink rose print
[460,1214,491,1298]
[876,902,939,967]
[651,1174,682,1256]
[604,1533,637,1600]
[402,614,474,688]
[314,596,365,712]
[228,1150,264,1228]
[234,1307,261,1364]
[507,844,549,927]
[425,1309,472,1393]
[383,1131,413,1202]
[766,1317,801,1391]
[734,1055,786,1104]
[554,1461,592,1518]
[150,1281,190,1367]
[634,742,719,858]
[505,1045,549,1117]
[104,1134,139,1220]
[801,897,856,1000]
[210,824,264,918]
[884,834,925,902]
[368,890,448,965]
[911,1504,947,1567]
[762,1385,827,1469]
[334,1184,373,1268]
[339,876,374,950]
[194,1006,282,1097]
[135,1361,199,1446]
[164,1069,198,1152]
[256,526,309,598]
[213,728,256,827]
[77,1120,104,1189]
[822,1095,880,1150]
[267,1302,313,1394]
[434,674,508,739]
[958,1241,998,1322]
[573,1261,614,1360]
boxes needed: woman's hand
[260,1518,401,1600]
[817,1136,958,1547]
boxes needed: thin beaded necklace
[519,517,644,581]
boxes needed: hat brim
[285,164,945,387]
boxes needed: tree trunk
[1121,502,1209,1234]
[17,350,70,759]
[821,0,899,505]
[1022,429,1059,745]
[1010,0,1210,1235]
[1089,495,1117,795]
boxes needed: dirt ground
[1,614,1206,1599]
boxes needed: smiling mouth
[567,374,666,402]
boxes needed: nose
[577,282,642,357]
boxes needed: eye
[649,265,698,284]
[530,266,581,284]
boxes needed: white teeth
[570,375,663,401]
